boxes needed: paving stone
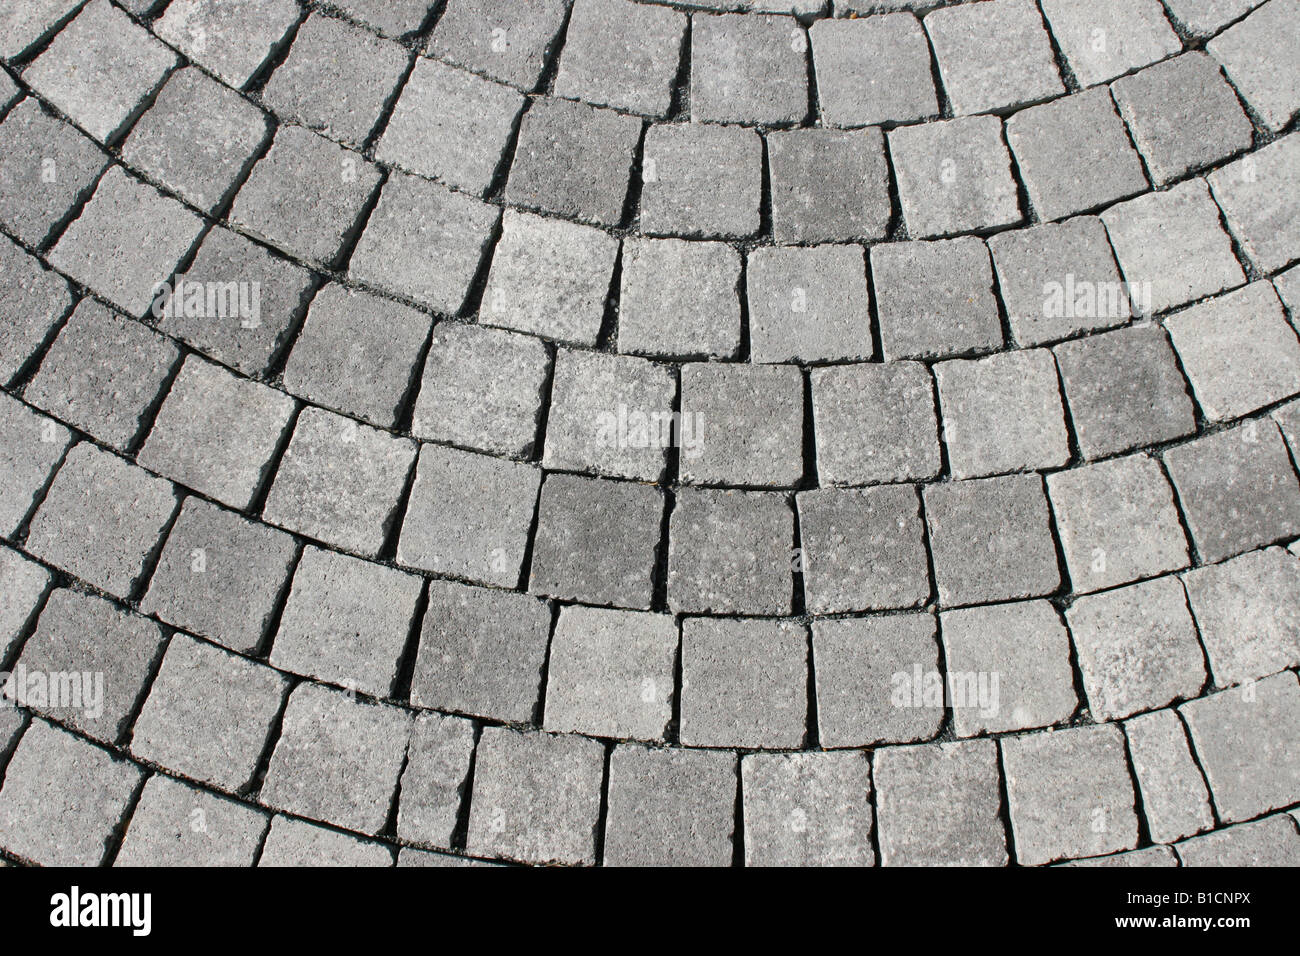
[0,720,141,866]
[924,474,1061,607]
[396,712,475,849]
[505,98,641,227]
[874,739,1007,866]
[1167,282,1300,423]
[935,349,1070,479]
[1053,325,1197,459]
[1101,178,1245,315]
[679,363,801,488]
[0,547,51,661]
[1176,814,1300,866]
[263,13,408,147]
[0,391,70,537]
[1039,0,1180,87]
[742,751,874,867]
[261,683,412,834]
[1006,89,1149,222]
[466,727,605,865]
[1209,133,1300,275]
[1059,845,1179,867]
[812,613,942,748]
[1112,53,1253,185]
[544,606,677,741]
[427,0,569,90]
[1162,420,1300,564]
[0,0,81,61]
[481,209,620,346]
[332,0,435,37]
[690,13,808,125]
[1001,724,1139,866]
[554,0,685,117]
[639,123,761,238]
[26,443,177,598]
[617,238,742,359]
[0,701,20,765]
[131,634,289,792]
[680,616,806,749]
[154,0,300,90]
[941,600,1077,735]
[605,746,735,867]
[139,355,296,511]
[23,0,176,143]
[872,237,1002,360]
[1124,708,1214,845]
[258,815,394,867]
[810,362,941,486]
[48,166,204,317]
[528,473,662,609]
[746,245,873,363]
[809,14,938,128]
[0,98,108,247]
[282,283,431,428]
[122,67,268,213]
[1180,671,1300,823]
[376,57,525,196]
[412,323,550,458]
[1207,0,1300,133]
[767,127,890,244]
[115,774,268,867]
[264,407,416,559]
[1182,547,1300,686]
[0,236,71,384]
[1162,0,1263,35]
[1273,264,1300,314]
[398,847,492,867]
[411,579,551,722]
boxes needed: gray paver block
[397,847,493,867]
[617,238,742,359]
[554,0,685,117]
[746,245,873,363]
[154,0,300,89]
[427,0,569,90]
[1207,0,1300,133]
[332,0,435,38]
[0,0,81,61]
[1039,0,1180,87]
[1124,708,1214,845]
[640,123,761,238]
[258,815,393,867]
[743,751,874,867]
[115,774,268,867]
[767,127,890,244]
[690,13,809,125]
[0,390,70,537]
[1060,846,1178,867]
[1209,132,1300,275]
[0,547,52,661]
[396,711,475,849]
[809,14,937,128]
[679,363,803,488]
[1176,814,1300,866]
[0,236,70,384]
[1162,0,1263,35]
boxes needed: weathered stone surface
[554,0,685,117]
[258,815,393,867]
[640,123,761,238]
[1039,0,1180,87]
[1207,0,1300,132]
[396,712,475,850]
[1124,708,1214,845]
[154,0,300,90]
[690,13,808,125]
[427,0,568,90]
[679,363,803,488]
[746,245,874,364]
[0,391,70,537]
[767,127,891,243]
[116,774,268,867]
[1176,814,1300,867]
[742,751,873,867]
[618,238,742,360]
[810,14,937,128]
[1209,133,1300,275]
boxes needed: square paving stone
[376,57,525,196]
[812,613,942,748]
[528,472,663,609]
[1180,672,1300,823]
[887,116,1022,238]
[263,407,416,558]
[24,299,178,451]
[154,0,300,90]
[427,0,569,90]
[505,98,641,227]
[115,774,268,867]
[874,739,1007,866]
[1163,0,1265,35]
[141,496,297,655]
[554,0,685,117]
[746,245,873,363]
[1178,814,1300,867]
[543,606,677,742]
[332,0,436,38]
[923,474,1061,607]
[466,727,605,866]
[669,489,795,615]
[230,126,381,269]
[924,0,1063,115]
[0,720,141,866]
[122,67,269,213]
[639,123,761,238]
[1006,89,1149,222]
[0,547,52,661]
[1112,52,1254,185]
[0,236,71,384]
[258,815,394,867]
[1053,325,1197,460]
[481,209,620,346]
[1001,724,1139,866]
[1209,133,1300,275]
[261,683,413,835]
[680,616,807,749]
[396,711,475,850]
[871,237,1002,360]
[1207,0,1300,133]
[270,546,422,698]
[26,443,178,598]
[0,391,69,538]
[0,0,81,61]
[139,355,296,511]
[263,13,408,148]
[411,579,551,722]
[691,13,808,124]
[810,362,941,486]
[617,238,742,359]
[48,166,204,317]
[742,751,874,867]
[809,14,937,128]
[679,363,802,488]
[1047,454,1190,593]
[1039,0,1180,87]
[131,634,289,792]
[935,349,1070,479]
[1101,178,1246,315]
[1182,547,1300,687]
[0,98,108,247]
[1124,708,1214,845]
[1162,420,1300,564]
[941,600,1077,736]
[23,0,177,143]
[767,127,891,244]
[282,283,432,429]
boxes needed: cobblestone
[396,711,474,850]
[617,238,742,359]
[258,815,393,866]
[809,14,937,129]
[427,0,569,90]
[679,363,803,488]
[1124,708,1214,845]
[640,123,761,238]
[1207,0,1300,133]
[0,391,70,537]
[742,751,874,867]
[554,0,685,118]
[767,128,891,244]
[115,774,267,867]
[1039,0,1180,88]
[0,237,71,385]
[1209,133,1300,275]
[0,547,51,661]
[746,245,874,363]
[1176,814,1300,867]
[154,0,300,90]
[690,13,808,125]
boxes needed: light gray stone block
[115,774,268,867]
[427,0,569,90]
[154,0,300,89]
[617,238,742,359]
[1039,0,1180,87]
[1124,708,1214,845]
[396,712,475,849]
[1209,132,1300,275]
[690,13,809,125]
[810,14,937,128]
[742,751,874,867]
[639,123,761,238]
[746,245,873,363]
[1207,0,1300,132]
[0,391,70,537]
[554,0,685,117]
[679,363,803,488]
[767,127,891,243]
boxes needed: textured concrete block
[640,123,761,238]
[691,13,808,124]
[554,0,685,117]
[617,238,742,359]
[1207,0,1300,132]
[1039,0,1180,87]
[743,751,874,867]
[1209,133,1300,275]
[428,0,568,90]
[258,815,393,867]
[0,391,70,537]
[1124,708,1214,845]
[396,712,475,850]
[0,547,52,662]
[154,0,300,89]
[1176,814,1300,866]
[767,127,890,243]
[0,235,72,384]
[746,245,873,363]
[680,363,803,488]
[115,774,268,867]
[810,14,937,128]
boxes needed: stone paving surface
[0,0,1297,870]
